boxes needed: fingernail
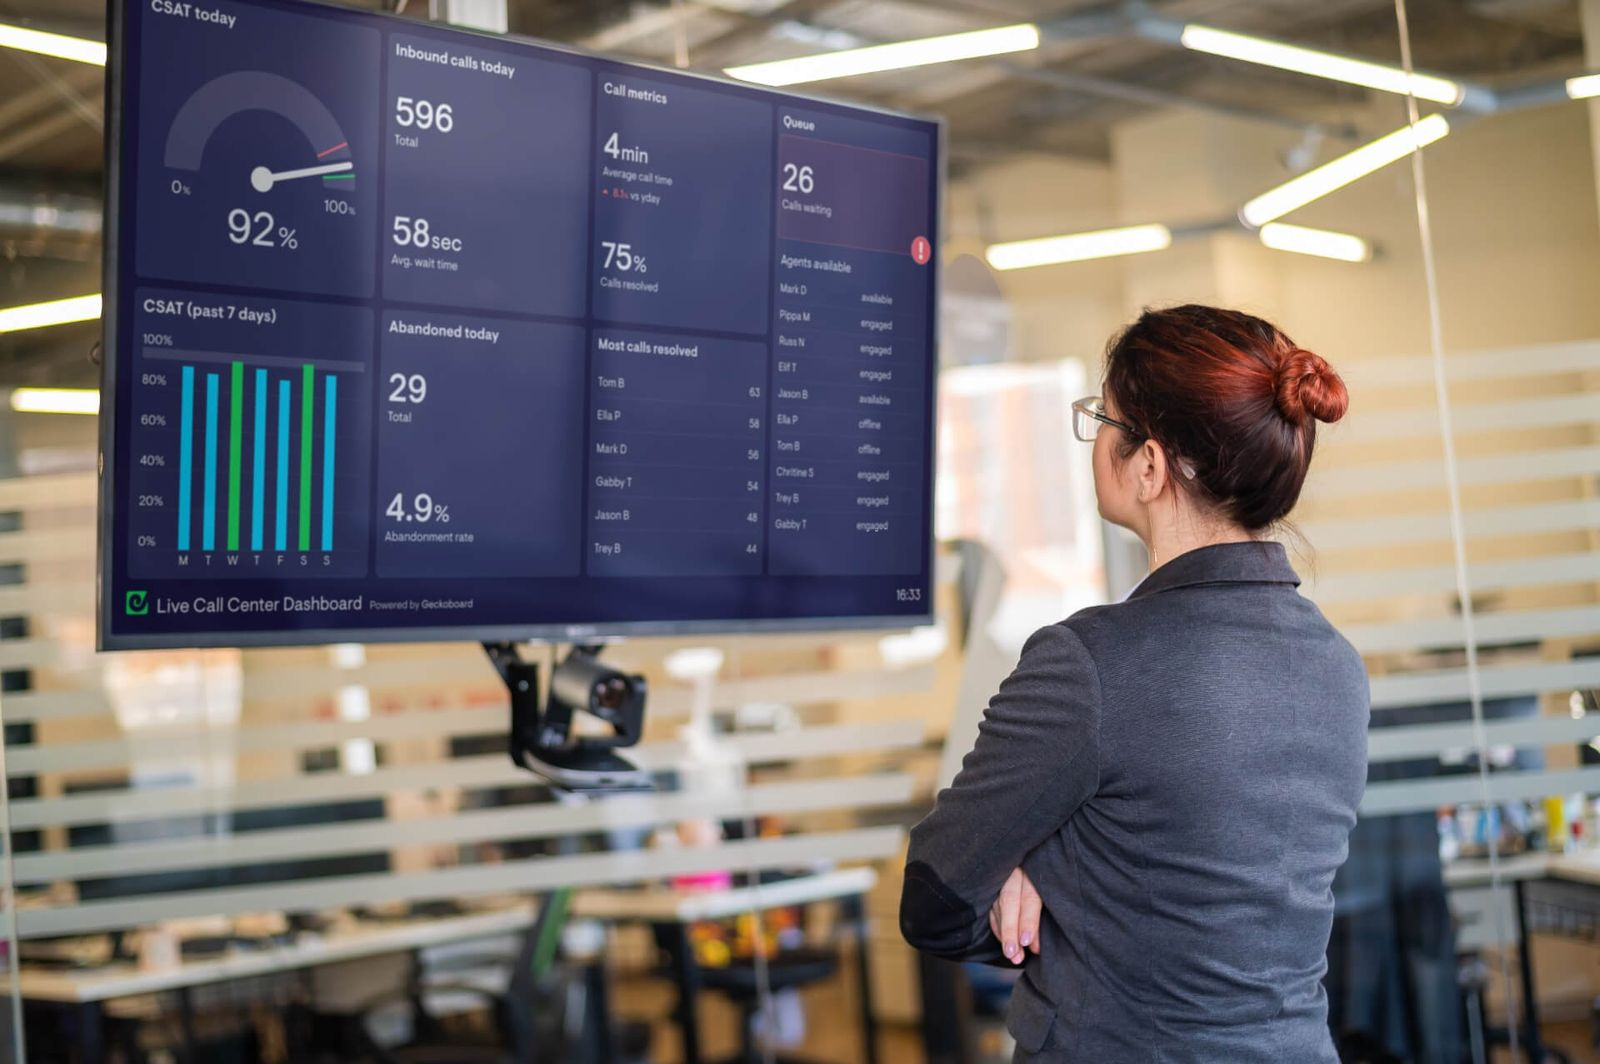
[1005,942,1016,958]
[1020,932,1032,948]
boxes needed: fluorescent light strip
[725,23,1039,86]
[1240,114,1450,227]
[1180,23,1461,106]
[985,224,1172,271]
[1567,73,1600,100]
[0,22,105,66]
[0,293,101,334]
[1259,223,1371,263]
[10,389,99,416]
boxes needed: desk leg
[851,898,879,1064]
[916,953,974,1064]
[74,1002,104,1064]
[177,985,201,1063]
[1515,879,1545,1063]
[585,959,614,1064]
[665,923,703,1064]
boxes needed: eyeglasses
[1072,396,1143,443]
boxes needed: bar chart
[127,291,372,580]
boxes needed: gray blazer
[900,541,1369,1062]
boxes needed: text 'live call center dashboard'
[102,0,940,649]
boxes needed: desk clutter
[7,866,883,1064]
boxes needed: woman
[900,305,1368,1061]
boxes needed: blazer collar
[1127,540,1301,600]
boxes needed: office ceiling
[0,0,1586,385]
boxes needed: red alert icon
[911,236,932,265]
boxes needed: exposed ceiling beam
[689,4,1364,139]
[0,106,90,163]
[10,57,100,132]
[0,66,99,140]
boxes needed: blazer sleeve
[899,621,1101,963]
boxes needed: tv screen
[99,0,941,650]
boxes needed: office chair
[353,939,533,1063]
[655,893,850,1064]
[700,947,841,1064]
[352,894,561,1064]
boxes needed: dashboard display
[101,0,940,649]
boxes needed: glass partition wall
[0,457,938,1062]
[946,3,1598,1058]
[1391,0,1600,1057]
[8,1,1600,1061]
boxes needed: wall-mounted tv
[100,0,940,649]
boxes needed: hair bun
[1274,348,1348,425]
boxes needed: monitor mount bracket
[482,642,654,796]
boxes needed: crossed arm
[898,622,1102,966]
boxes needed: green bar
[299,363,313,551]
[227,361,243,551]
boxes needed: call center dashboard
[101,0,940,649]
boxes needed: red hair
[1104,305,1348,530]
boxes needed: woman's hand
[988,866,1043,965]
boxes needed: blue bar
[203,373,218,552]
[177,366,194,552]
[252,369,266,552]
[276,380,289,552]
[322,375,337,551]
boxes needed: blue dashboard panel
[101,0,940,649]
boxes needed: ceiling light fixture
[1258,223,1372,263]
[1178,23,1462,105]
[0,293,102,334]
[10,388,99,415]
[1567,73,1600,100]
[0,21,106,66]
[725,23,1040,86]
[1240,114,1450,227]
[985,224,1173,271]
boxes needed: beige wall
[948,99,1600,371]
[944,154,1126,369]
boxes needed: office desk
[7,905,537,1061]
[11,870,879,1063]
[574,867,880,1064]
[1443,851,1600,1063]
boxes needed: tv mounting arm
[482,642,653,796]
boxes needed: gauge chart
[133,0,380,297]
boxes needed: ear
[1137,439,1170,504]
